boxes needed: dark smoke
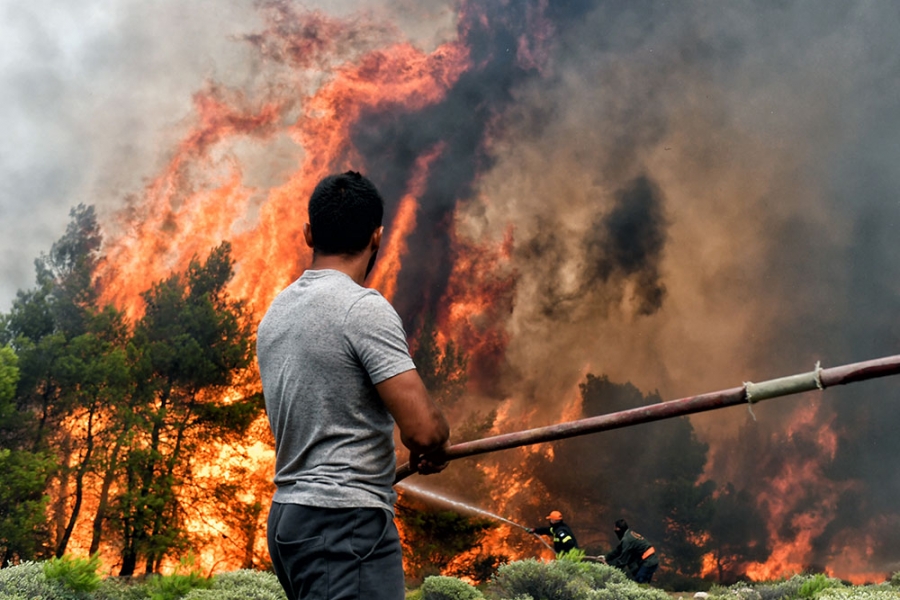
[352,0,553,326]
[582,175,667,315]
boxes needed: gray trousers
[267,502,405,600]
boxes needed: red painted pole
[394,354,900,483]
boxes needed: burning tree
[0,210,263,574]
[113,242,261,576]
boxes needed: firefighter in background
[527,510,578,555]
[603,518,659,583]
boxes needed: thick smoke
[444,0,900,576]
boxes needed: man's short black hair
[615,519,628,531]
[308,171,384,255]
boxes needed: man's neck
[309,253,369,286]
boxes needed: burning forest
[2,0,900,588]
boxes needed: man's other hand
[411,441,450,475]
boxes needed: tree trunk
[56,408,96,557]
[89,439,122,555]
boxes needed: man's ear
[303,223,314,248]
[371,226,384,250]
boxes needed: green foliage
[146,571,212,600]
[890,572,900,587]
[557,548,586,563]
[798,574,843,598]
[708,575,847,600]
[0,346,17,406]
[43,553,102,593]
[817,584,900,600]
[182,569,286,600]
[591,581,672,600]
[92,577,155,600]
[0,561,72,600]
[420,575,483,600]
[0,448,54,563]
[490,558,631,600]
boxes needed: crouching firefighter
[527,510,578,556]
[604,519,659,583]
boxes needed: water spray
[396,354,900,482]
[396,481,556,553]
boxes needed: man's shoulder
[346,288,399,321]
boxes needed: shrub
[818,586,900,600]
[141,553,213,600]
[890,572,900,587]
[490,558,602,600]
[420,576,484,600]
[559,560,629,589]
[183,569,286,600]
[420,575,483,600]
[591,581,672,600]
[146,570,212,600]
[0,560,73,600]
[43,553,103,593]
[709,576,806,600]
[93,577,154,600]
[797,574,842,598]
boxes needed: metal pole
[395,354,900,483]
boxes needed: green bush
[798,574,842,598]
[143,554,213,600]
[44,553,103,593]
[708,575,854,600]
[420,575,483,600]
[0,560,74,600]
[490,558,607,600]
[890,572,900,587]
[558,560,629,589]
[709,576,805,600]
[818,586,900,600]
[93,577,154,600]
[591,581,672,600]
[182,569,286,600]
[146,571,212,600]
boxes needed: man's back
[257,268,416,512]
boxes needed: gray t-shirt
[257,269,416,513]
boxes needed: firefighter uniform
[605,528,659,583]
[531,517,578,554]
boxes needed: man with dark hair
[527,510,579,555]
[258,171,451,599]
[604,519,659,584]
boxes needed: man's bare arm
[376,369,450,473]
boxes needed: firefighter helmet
[546,510,563,521]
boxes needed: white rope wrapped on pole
[395,354,900,483]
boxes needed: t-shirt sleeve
[345,292,417,385]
